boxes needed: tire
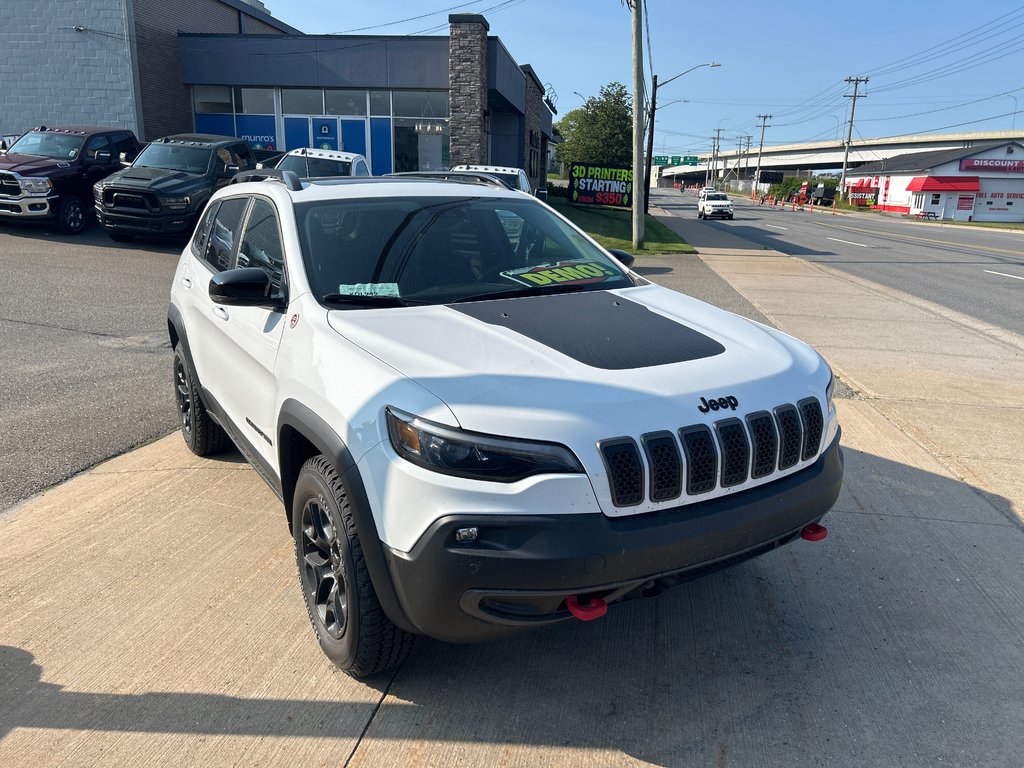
[173,343,230,456]
[728,214,734,220]
[293,455,416,678]
[109,231,135,243]
[56,195,88,235]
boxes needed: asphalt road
[0,221,181,511]
[654,189,1024,337]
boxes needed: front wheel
[293,455,416,678]
[56,195,88,235]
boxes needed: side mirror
[535,187,548,201]
[606,248,636,269]
[209,267,283,307]
[255,162,264,170]
[218,163,240,179]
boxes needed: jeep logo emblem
[698,395,738,413]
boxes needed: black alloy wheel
[299,494,349,640]
[174,356,193,439]
[172,343,229,455]
[57,196,86,234]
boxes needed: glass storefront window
[369,90,391,116]
[282,88,324,115]
[392,90,448,118]
[194,85,233,114]
[393,118,449,173]
[325,90,367,116]
[233,87,275,114]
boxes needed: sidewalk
[657,206,1024,523]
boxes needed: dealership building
[3,1,554,188]
[846,141,1024,222]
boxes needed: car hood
[103,165,207,194]
[0,152,76,176]
[326,283,825,441]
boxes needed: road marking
[827,223,1024,257]
[766,224,788,231]
[827,237,870,248]
[984,269,1024,281]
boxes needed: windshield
[276,154,352,178]
[297,196,636,307]
[133,143,211,174]
[8,132,84,160]
[706,193,729,201]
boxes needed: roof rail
[230,169,303,191]
[385,171,513,189]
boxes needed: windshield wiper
[320,293,426,307]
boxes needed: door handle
[180,277,192,289]
[212,306,229,321]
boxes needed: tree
[554,82,632,168]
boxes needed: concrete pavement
[2,215,1023,765]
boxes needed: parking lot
[1,212,1023,766]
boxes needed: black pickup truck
[0,125,141,234]
[94,134,256,241]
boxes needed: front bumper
[96,206,197,235]
[0,195,57,219]
[384,431,843,643]
[704,208,733,218]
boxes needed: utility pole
[752,114,771,200]
[643,73,657,214]
[711,127,724,189]
[839,76,868,202]
[631,0,645,249]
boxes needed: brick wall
[0,0,138,135]
[448,15,489,167]
[132,0,286,141]
[523,74,544,190]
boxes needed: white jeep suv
[168,171,842,677]
[698,191,735,220]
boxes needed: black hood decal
[452,292,725,370]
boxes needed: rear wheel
[173,344,229,455]
[293,455,416,678]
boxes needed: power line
[328,0,485,34]
[839,77,868,201]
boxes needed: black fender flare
[277,399,416,634]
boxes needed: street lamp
[644,62,720,212]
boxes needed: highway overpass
[658,129,1024,185]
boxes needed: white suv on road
[698,191,735,220]
[168,171,842,677]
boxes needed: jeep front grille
[599,399,826,508]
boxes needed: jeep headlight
[20,177,52,195]
[162,196,191,211]
[386,406,583,482]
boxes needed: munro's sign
[568,163,633,208]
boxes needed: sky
[268,0,1024,157]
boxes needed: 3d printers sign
[569,163,633,208]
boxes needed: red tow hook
[801,523,828,542]
[565,594,608,621]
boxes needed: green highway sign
[683,155,699,165]
[653,155,669,165]
[671,155,682,165]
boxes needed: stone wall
[448,14,489,166]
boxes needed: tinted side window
[191,202,220,258]
[237,198,285,291]
[354,160,369,177]
[203,197,248,272]
[232,144,254,168]
[109,133,137,160]
[84,135,111,162]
